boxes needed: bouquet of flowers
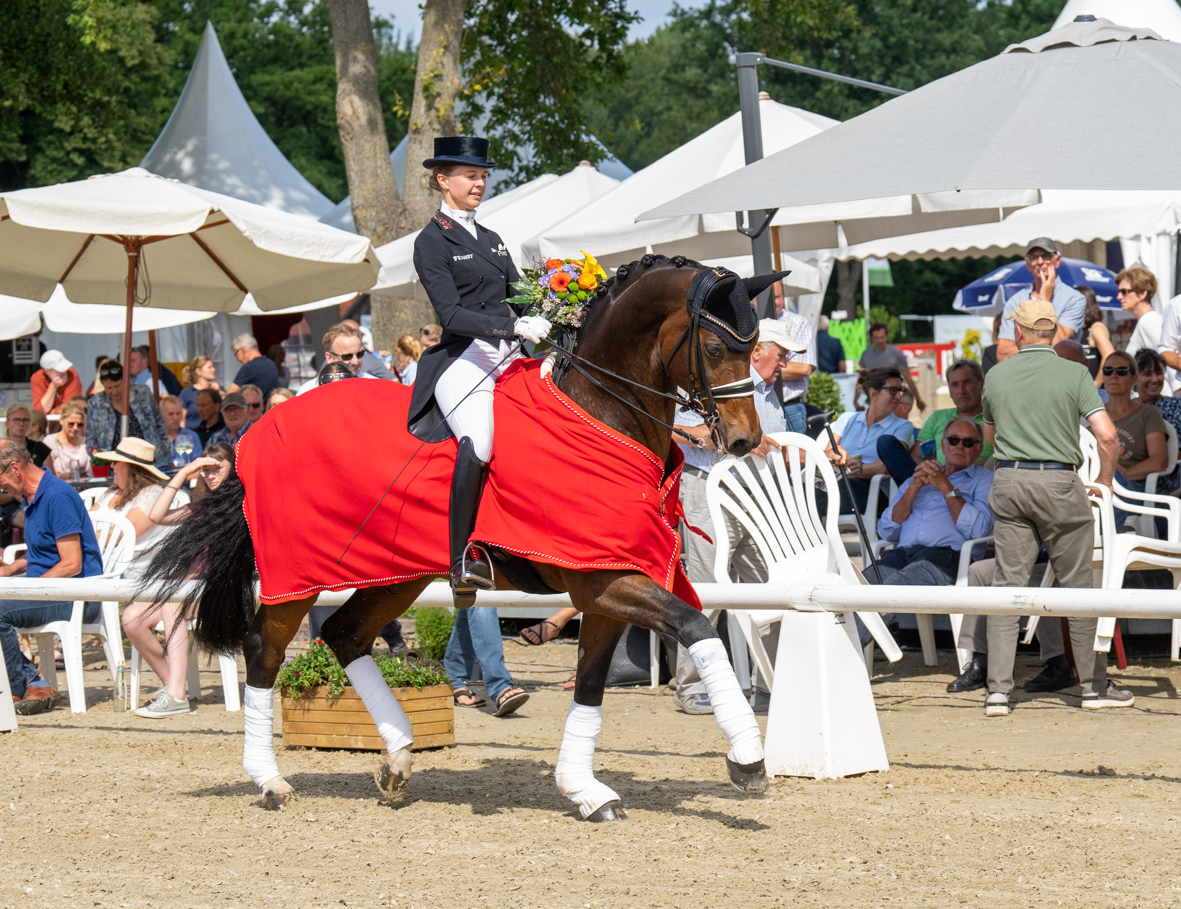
[506,251,609,341]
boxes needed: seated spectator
[824,367,915,514]
[85,359,169,470]
[317,362,357,385]
[1121,266,1161,357]
[43,401,93,481]
[179,356,222,429]
[519,607,579,690]
[297,324,379,395]
[90,439,169,580]
[0,439,103,714]
[1134,349,1180,493]
[238,384,265,425]
[129,345,181,396]
[1103,350,1168,527]
[159,394,201,471]
[192,441,234,500]
[266,387,295,411]
[227,333,278,397]
[28,410,47,443]
[872,419,994,586]
[210,392,252,446]
[1078,286,1115,382]
[420,324,442,349]
[193,387,226,448]
[878,359,992,487]
[893,389,914,422]
[30,350,82,414]
[1,403,52,536]
[395,334,423,385]
[266,343,288,383]
[340,318,398,381]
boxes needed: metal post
[735,52,776,319]
[862,259,871,355]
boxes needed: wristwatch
[945,488,963,500]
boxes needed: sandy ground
[3,634,1181,909]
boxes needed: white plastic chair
[1127,419,1177,538]
[8,509,135,713]
[79,486,111,509]
[129,622,241,712]
[837,473,897,567]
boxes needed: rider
[408,137,552,604]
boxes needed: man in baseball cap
[30,350,81,414]
[995,237,1085,363]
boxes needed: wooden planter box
[281,683,454,751]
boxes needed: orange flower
[577,273,598,291]
[550,272,572,291]
[545,258,563,270]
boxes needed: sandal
[453,687,486,708]
[562,671,577,691]
[519,620,562,646]
[494,687,529,717]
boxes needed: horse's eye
[705,344,724,358]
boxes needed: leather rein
[553,266,755,449]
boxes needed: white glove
[514,316,552,344]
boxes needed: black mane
[577,254,703,338]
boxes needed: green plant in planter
[413,606,455,660]
[806,371,845,417]
[276,640,450,704]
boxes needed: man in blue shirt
[815,315,847,374]
[226,333,279,397]
[0,440,102,714]
[995,238,1086,362]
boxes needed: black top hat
[422,136,498,169]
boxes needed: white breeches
[434,339,521,463]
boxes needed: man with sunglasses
[995,239,1086,362]
[295,323,382,395]
[873,419,994,587]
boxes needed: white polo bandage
[345,655,414,754]
[690,638,764,766]
[243,685,282,788]
[554,702,622,819]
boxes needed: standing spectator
[226,334,278,397]
[395,334,423,385]
[159,395,201,470]
[981,298,1129,716]
[266,343,288,383]
[773,288,816,434]
[129,345,181,396]
[5,404,50,468]
[43,401,92,481]
[296,324,381,395]
[444,607,530,717]
[1102,351,1168,529]
[30,350,82,414]
[85,359,169,470]
[1120,266,1160,357]
[981,312,1003,376]
[860,322,926,412]
[1077,287,1115,382]
[238,384,264,425]
[210,392,252,446]
[815,315,847,374]
[179,356,222,429]
[266,388,295,412]
[995,239,1086,362]
[1134,349,1181,493]
[193,388,226,448]
[0,439,103,714]
[420,324,442,349]
[340,318,398,381]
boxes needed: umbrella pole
[148,330,161,404]
[120,240,139,441]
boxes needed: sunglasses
[1103,366,1132,377]
[246,402,263,410]
[333,351,364,362]
[878,386,904,396]
[100,366,124,380]
[946,436,980,448]
[1116,288,1140,296]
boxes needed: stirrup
[450,544,495,600]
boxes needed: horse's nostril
[728,437,753,457]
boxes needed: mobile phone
[920,439,937,461]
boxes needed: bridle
[552,266,756,449]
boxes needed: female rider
[408,137,551,604]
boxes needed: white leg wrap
[345,655,414,753]
[243,685,283,788]
[690,638,764,766]
[554,702,622,819]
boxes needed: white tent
[1055,0,1181,41]
[141,22,334,220]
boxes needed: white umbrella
[0,286,216,341]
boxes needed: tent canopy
[1055,0,1181,41]
[141,22,335,220]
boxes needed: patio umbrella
[952,257,1120,315]
[0,286,216,341]
[0,167,378,433]
[638,19,1181,246]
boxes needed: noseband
[552,266,755,449]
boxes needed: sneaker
[672,692,714,715]
[1081,680,1135,710]
[984,692,1011,717]
[135,690,193,718]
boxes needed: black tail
[134,473,257,656]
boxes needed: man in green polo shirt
[981,297,1131,717]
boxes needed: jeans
[443,606,514,703]
[877,436,918,486]
[783,400,807,435]
[1,599,100,698]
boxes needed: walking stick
[808,411,884,584]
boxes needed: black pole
[812,411,884,584]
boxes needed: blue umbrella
[952,257,1119,315]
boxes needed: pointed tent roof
[1054,0,1181,41]
[141,22,335,219]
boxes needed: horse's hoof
[262,779,295,811]
[726,757,769,793]
[585,800,628,822]
[375,747,413,804]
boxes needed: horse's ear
[743,271,791,300]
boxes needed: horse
[141,254,780,821]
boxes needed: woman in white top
[43,400,93,480]
[1120,266,1160,357]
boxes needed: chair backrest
[705,431,859,585]
[87,509,138,578]
[169,487,191,509]
[1078,424,1099,484]
[1161,418,1178,476]
[79,486,110,509]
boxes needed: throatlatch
[448,436,495,606]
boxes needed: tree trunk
[402,0,469,228]
[328,0,402,246]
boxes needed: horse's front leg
[242,598,315,810]
[320,579,432,804]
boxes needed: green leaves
[275,640,450,704]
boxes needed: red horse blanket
[238,359,698,609]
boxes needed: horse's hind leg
[242,598,315,810]
[554,612,629,822]
[319,579,432,805]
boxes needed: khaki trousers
[961,559,1063,660]
[987,467,1105,695]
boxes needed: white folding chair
[837,473,897,567]
[1126,419,1178,539]
[9,509,135,713]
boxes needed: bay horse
[141,254,778,820]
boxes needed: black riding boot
[448,436,495,607]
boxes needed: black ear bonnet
[685,268,792,351]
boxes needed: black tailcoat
[408,211,522,441]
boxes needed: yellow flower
[577,273,598,291]
[580,251,608,281]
